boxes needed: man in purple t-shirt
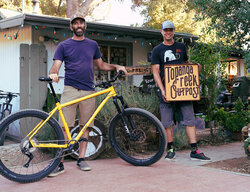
[48,14,127,177]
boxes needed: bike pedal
[79,137,88,142]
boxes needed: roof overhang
[0,13,198,40]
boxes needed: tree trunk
[66,0,107,18]
[66,0,79,18]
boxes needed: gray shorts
[59,85,95,128]
[157,89,195,128]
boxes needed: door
[20,44,48,110]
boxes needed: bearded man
[48,14,127,176]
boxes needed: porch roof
[0,13,197,41]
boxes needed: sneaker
[164,149,176,160]
[48,162,65,177]
[190,150,211,161]
[77,158,91,171]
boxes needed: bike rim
[0,114,62,179]
[111,111,165,164]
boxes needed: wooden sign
[164,64,200,101]
[126,66,152,76]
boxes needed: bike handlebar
[39,71,125,89]
[0,92,19,102]
[39,77,53,82]
[39,76,64,82]
[94,70,125,88]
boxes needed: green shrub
[96,82,160,127]
[211,98,249,133]
[226,98,249,132]
[174,127,189,150]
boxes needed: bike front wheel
[0,109,11,146]
[0,109,64,183]
[109,108,166,166]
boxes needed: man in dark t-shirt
[48,14,127,176]
[151,20,210,161]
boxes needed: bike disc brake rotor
[131,129,146,143]
[20,138,39,153]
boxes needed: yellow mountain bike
[0,71,166,183]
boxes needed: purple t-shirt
[53,38,101,91]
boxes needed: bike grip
[118,70,125,76]
[39,77,52,82]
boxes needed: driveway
[0,142,249,192]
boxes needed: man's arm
[152,64,167,102]
[49,60,62,83]
[94,58,127,75]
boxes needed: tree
[66,0,141,18]
[0,0,140,20]
[0,0,66,17]
[186,0,250,51]
[131,0,209,37]
[0,0,33,12]
[39,0,66,17]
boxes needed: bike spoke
[109,108,166,166]
[0,110,64,182]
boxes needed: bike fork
[113,96,136,138]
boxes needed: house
[0,11,198,111]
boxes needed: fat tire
[109,108,166,166]
[0,109,64,183]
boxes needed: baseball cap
[70,14,85,24]
[162,20,175,29]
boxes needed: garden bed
[203,156,250,174]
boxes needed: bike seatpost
[48,82,60,103]
[39,77,59,103]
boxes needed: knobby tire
[0,109,64,183]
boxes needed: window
[95,43,131,81]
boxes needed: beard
[72,27,85,37]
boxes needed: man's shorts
[59,85,95,128]
[157,89,195,128]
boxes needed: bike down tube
[74,86,117,141]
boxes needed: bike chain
[24,139,81,166]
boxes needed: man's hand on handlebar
[49,73,59,83]
[116,66,127,76]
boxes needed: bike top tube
[39,71,125,88]
[39,71,125,102]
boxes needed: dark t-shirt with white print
[151,42,188,83]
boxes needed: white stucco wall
[0,25,32,112]
[0,25,32,92]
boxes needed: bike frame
[28,85,118,149]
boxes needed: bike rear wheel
[70,119,106,160]
[109,108,166,166]
[0,109,64,183]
